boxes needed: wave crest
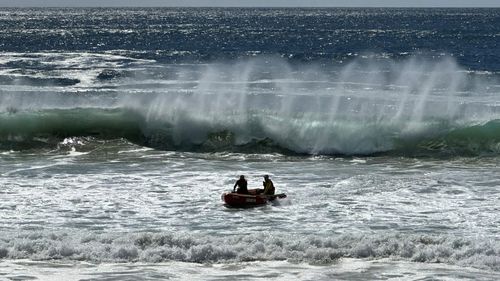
[1,231,498,271]
[2,108,500,156]
[1,56,499,156]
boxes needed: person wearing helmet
[233,175,248,194]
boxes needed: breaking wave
[1,107,500,156]
[1,56,499,156]
[0,231,498,271]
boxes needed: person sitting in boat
[262,175,275,195]
[233,175,248,194]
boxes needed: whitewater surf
[1,7,499,281]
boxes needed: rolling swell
[1,107,500,156]
[0,108,145,150]
[399,120,500,156]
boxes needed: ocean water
[0,8,500,280]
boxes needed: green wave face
[2,107,500,157]
[405,120,500,156]
[0,108,145,150]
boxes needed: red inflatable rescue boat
[222,189,286,207]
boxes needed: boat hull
[222,189,286,207]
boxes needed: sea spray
[118,56,500,155]
[1,56,499,155]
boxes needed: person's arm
[233,181,237,192]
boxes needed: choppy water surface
[1,7,500,280]
[1,148,500,279]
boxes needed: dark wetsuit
[233,179,248,194]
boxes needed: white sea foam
[1,153,498,264]
[0,231,498,271]
[2,258,497,281]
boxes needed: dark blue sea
[0,8,499,280]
